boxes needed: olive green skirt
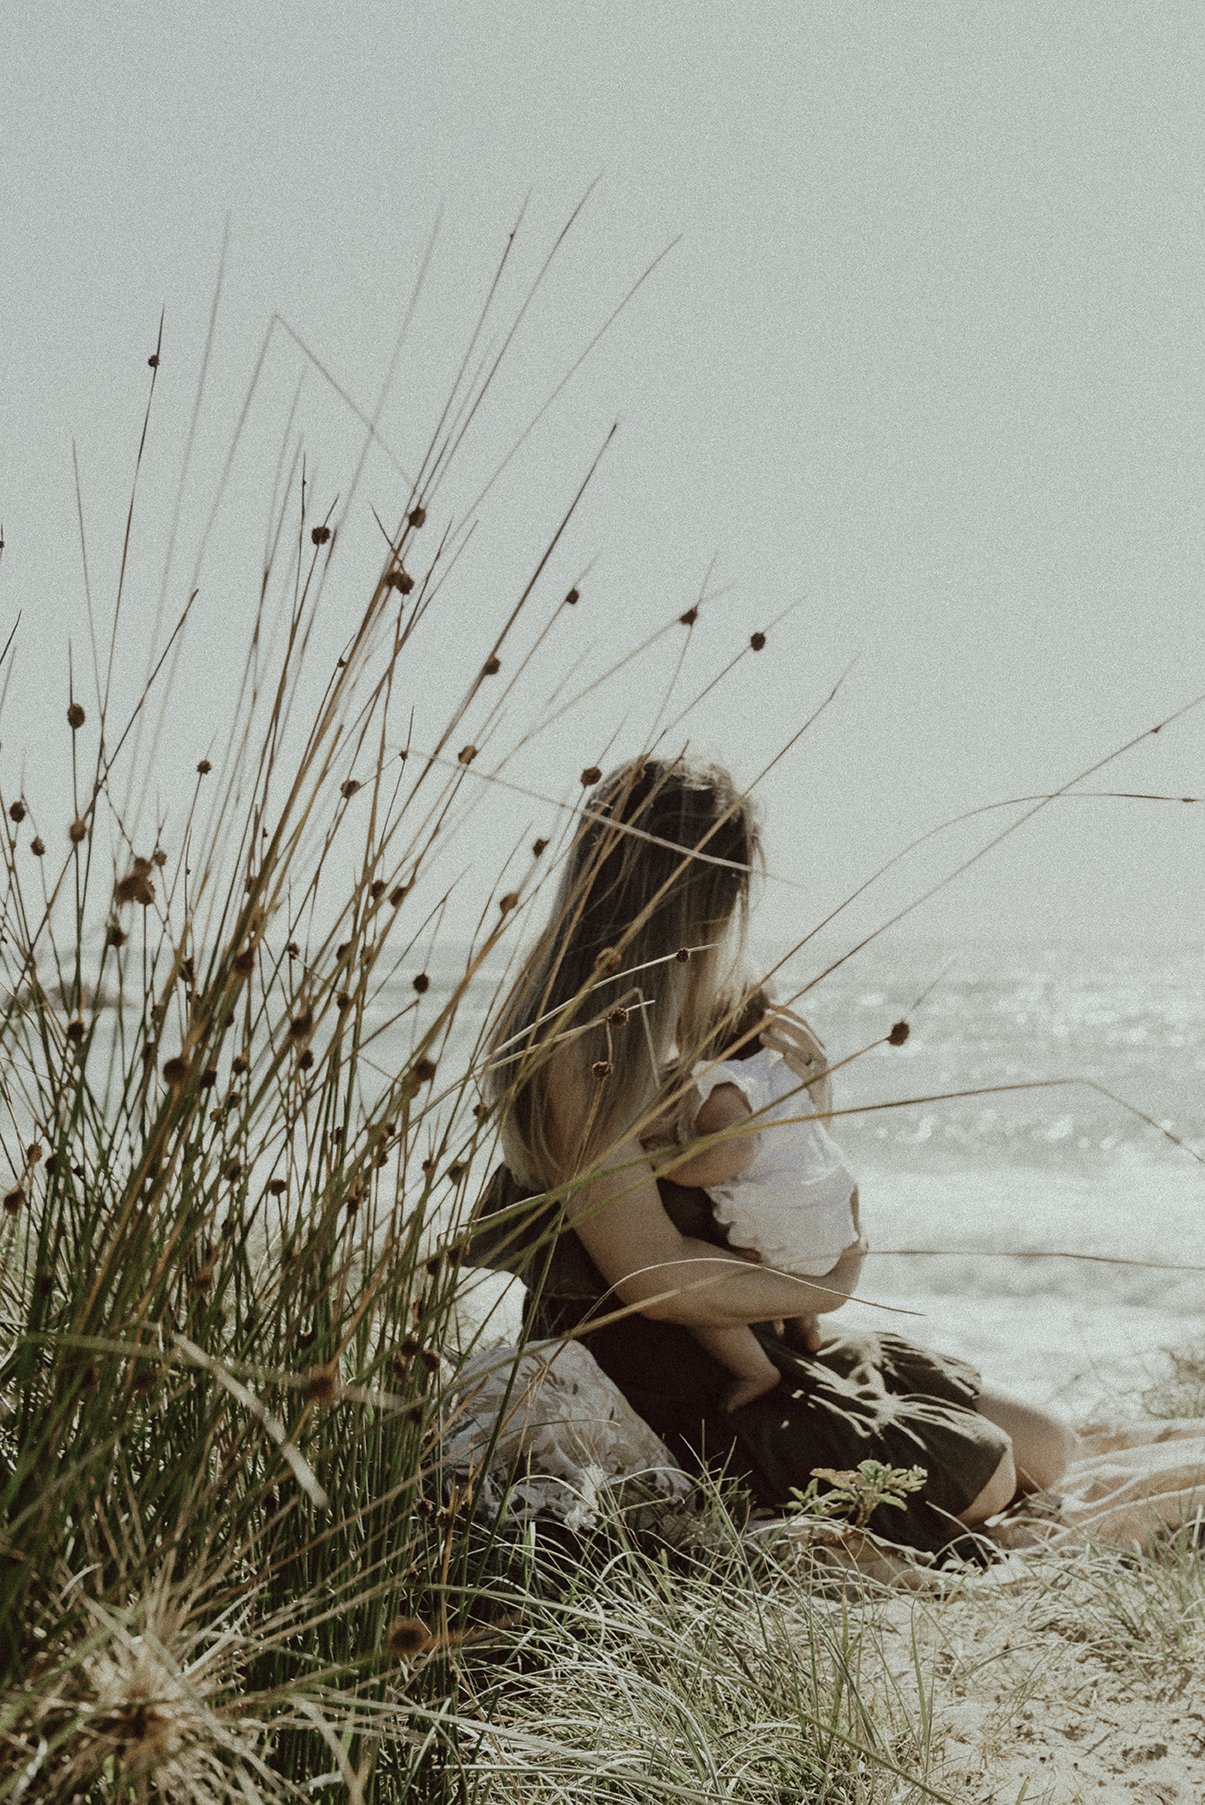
[532,1298,1010,1557]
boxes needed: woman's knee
[1018,1412,1076,1492]
[959,1446,1017,1525]
[975,1391,1076,1494]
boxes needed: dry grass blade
[3,209,1200,1805]
[171,1333,330,1510]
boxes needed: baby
[664,993,863,1410]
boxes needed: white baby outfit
[690,1045,857,1276]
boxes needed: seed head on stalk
[115,858,156,907]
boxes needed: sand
[895,1574,1205,1803]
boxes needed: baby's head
[701,985,772,1064]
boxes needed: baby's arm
[657,1082,760,1189]
[690,1320,781,1411]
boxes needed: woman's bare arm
[562,1138,863,1327]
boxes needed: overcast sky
[3,0,1204,963]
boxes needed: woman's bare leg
[958,1445,1017,1525]
[975,1389,1076,1494]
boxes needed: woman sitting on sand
[471,756,1074,1554]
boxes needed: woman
[470,756,1073,1554]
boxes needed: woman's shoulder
[461,1162,609,1298]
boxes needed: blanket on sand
[992,1415,1205,1552]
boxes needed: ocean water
[773,939,1205,1415]
[437,936,1205,1417]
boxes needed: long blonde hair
[487,756,761,1185]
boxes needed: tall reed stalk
[2,221,1199,1804]
[0,226,661,1798]
[0,222,925,1803]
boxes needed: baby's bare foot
[722,1370,781,1412]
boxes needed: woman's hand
[821,1235,869,1299]
[758,1006,826,1066]
[758,1008,833,1111]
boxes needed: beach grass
[0,234,951,1803]
[2,230,1203,1803]
[1143,1348,1205,1423]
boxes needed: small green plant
[791,1460,928,1531]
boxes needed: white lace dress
[440,1338,695,1534]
